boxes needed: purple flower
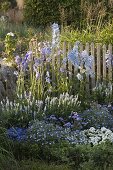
[69,112,82,121]
[64,122,73,128]
[50,115,57,120]
[15,55,22,65]
[22,61,28,70]
[59,117,64,122]
[25,51,32,61]
[34,58,42,66]
[41,47,51,56]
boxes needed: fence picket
[97,44,101,81]
[85,43,90,92]
[91,43,95,88]
[103,44,107,81]
[62,41,67,75]
[52,49,56,85]
[108,44,112,81]
[68,43,73,78]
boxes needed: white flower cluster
[93,82,112,97]
[0,92,81,120]
[7,32,14,37]
[0,93,43,119]
[51,23,60,48]
[84,127,113,145]
[44,93,81,114]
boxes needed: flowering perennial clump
[61,41,94,80]
[43,93,81,118]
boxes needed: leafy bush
[24,0,60,28]
[4,32,18,60]
[18,160,70,170]
[10,139,113,170]
[61,22,113,44]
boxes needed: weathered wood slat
[91,42,95,88]
[52,49,56,85]
[62,41,67,77]
[85,43,90,92]
[103,44,107,81]
[108,44,112,81]
[68,43,73,78]
[97,44,101,81]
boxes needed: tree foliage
[23,0,113,28]
[24,0,81,28]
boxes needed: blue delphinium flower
[49,115,58,121]
[15,51,33,71]
[25,51,32,61]
[81,50,94,77]
[51,23,60,48]
[67,41,80,68]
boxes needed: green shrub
[11,140,113,169]
[24,0,60,28]
[18,160,70,170]
[61,22,113,45]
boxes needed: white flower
[89,127,96,133]
[7,32,14,36]
[51,23,60,48]
[76,73,83,81]
[13,71,18,76]
[46,71,50,77]
[101,127,107,133]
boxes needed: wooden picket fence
[29,39,113,92]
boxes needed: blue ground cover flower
[7,127,27,141]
